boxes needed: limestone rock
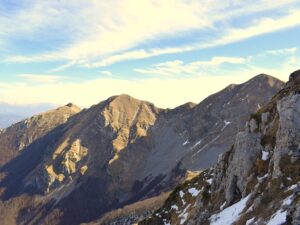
[273,94,300,178]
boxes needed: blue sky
[0,0,300,108]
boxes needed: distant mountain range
[0,103,56,128]
[0,73,289,225]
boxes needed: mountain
[140,70,300,225]
[0,103,81,166]
[0,103,56,128]
[0,74,283,225]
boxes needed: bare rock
[273,94,300,178]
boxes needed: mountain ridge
[0,73,284,225]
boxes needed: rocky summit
[0,74,284,225]
[140,70,300,225]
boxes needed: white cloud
[210,9,300,47]
[17,74,64,83]
[83,47,189,68]
[133,47,299,80]
[3,0,208,63]
[48,60,77,73]
[2,47,297,108]
[134,57,247,76]
[86,9,300,68]
[2,0,300,69]
[71,5,300,66]
[100,70,119,78]
[263,47,298,56]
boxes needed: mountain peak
[250,73,277,81]
[246,73,284,89]
[289,69,300,82]
[108,93,140,104]
[169,102,196,114]
[107,94,151,106]
[65,102,77,108]
[63,103,81,112]
[99,93,160,155]
[225,83,237,90]
[102,94,160,117]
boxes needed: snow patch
[206,178,213,184]
[179,204,191,224]
[220,120,231,131]
[179,190,185,198]
[163,219,170,225]
[188,188,200,197]
[182,140,189,146]
[210,195,250,225]
[247,204,254,213]
[266,209,287,225]
[171,204,179,211]
[193,139,202,147]
[224,120,231,126]
[246,218,255,225]
[282,195,293,206]
[220,202,226,210]
[286,184,297,191]
[194,134,221,155]
[257,174,268,182]
[262,151,269,161]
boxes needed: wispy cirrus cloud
[100,71,117,78]
[85,8,300,68]
[134,47,299,78]
[262,47,298,56]
[2,0,300,71]
[210,9,300,47]
[17,74,64,83]
[1,47,298,108]
[134,57,246,77]
[48,60,77,73]
[2,0,209,63]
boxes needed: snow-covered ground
[266,209,287,225]
[210,195,250,225]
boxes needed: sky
[0,0,300,108]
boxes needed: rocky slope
[0,103,81,166]
[0,74,283,225]
[140,70,300,225]
[0,103,56,129]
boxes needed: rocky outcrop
[140,70,300,225]
[273,94,300,177]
